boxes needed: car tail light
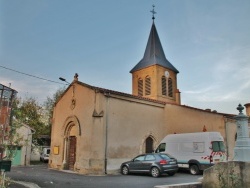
[159,160,168,165]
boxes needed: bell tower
[130,6,181,104]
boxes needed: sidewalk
[9,181,40,188]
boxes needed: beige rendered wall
[105,95,167,172]
[164,104,226,136]
[163,104,238,161]
[50,83,106,174]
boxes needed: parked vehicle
[155,132,226,175]
[120,153,178,177]
[40,147,50,162]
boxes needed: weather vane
[150,4,156,20]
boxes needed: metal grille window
[138,78,143,96]
[145,76,151,95]
[161,76,166,96]
[168,78,173,97]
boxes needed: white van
[155,132,226,175]
[40,147,50,162]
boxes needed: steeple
[130,8,179,74]
[130,5,181,104]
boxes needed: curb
[154,182,202,188]
[12,181,41,188]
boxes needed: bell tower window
[168,78,173,97]
[161,76,167,96]
[145,76,151,95]
[138,78,143,96]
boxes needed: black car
[120,153,178,177]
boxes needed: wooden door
[68,136,76,171]
[145,137,153,153]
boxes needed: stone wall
[202,161,250,188]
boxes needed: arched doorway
[145,137,154,153]
[61,116,81,171]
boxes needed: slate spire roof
[130,20,179,73]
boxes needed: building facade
[49,18,248,174]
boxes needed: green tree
[43,87,66,130]
[12,97,45,141]
[11,87,65,146]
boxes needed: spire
[130,7,179,73]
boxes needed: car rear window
[159,154,171,160]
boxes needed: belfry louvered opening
[138,78,143,96]
[145,76,151,95]
[168,78,173,97]
[161,76,167,96]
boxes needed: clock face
[165,71,169,77]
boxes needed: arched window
[138,78,143,96]
[145,76,151,95]
[168,78,173,97]
[161,76,166,96]
[145,137,154,153]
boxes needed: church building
[49,11,247,175]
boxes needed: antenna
[150,4,157,20]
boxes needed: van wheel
[121,166,129,175]
[189,164,200,175]
[151,167,160,177]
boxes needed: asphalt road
[6,164,202,188]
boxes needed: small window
[138,78,143,96]
[168,78,173,97]
[145,154,156,161]
[161,76,166,96]
[193,142,204,153]
[145,76,151,95]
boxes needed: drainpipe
[224,117,229,161]
[104,92,110,174]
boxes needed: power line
[0,65,66,85]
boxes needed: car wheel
[121,166,129,175]
[167,172,175,176]
[189,164,200,175]
[151,167,160,178]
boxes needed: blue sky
[1,0,250,114]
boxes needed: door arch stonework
[61,115,81,171]
[140,133,158,153]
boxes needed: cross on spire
[150,4,156,20]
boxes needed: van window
[46,149,50,155]
[193,142,204,153]
[212,141,225,152]
[155,143,166,153]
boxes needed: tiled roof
[130,21,179,73]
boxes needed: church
[49,11,248,175]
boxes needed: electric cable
[0,65,66,85]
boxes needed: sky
[1,0,250,115]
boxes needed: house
[0,83,17,160]
[49,15,249,175]
[11,122,35,166]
